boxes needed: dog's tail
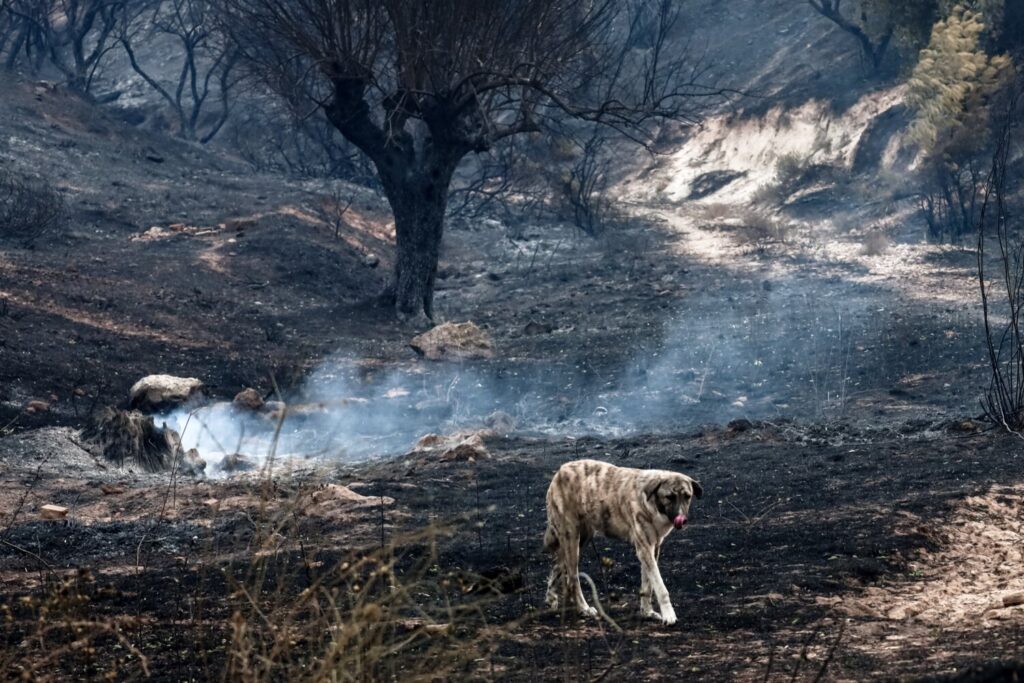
[577,572,623,633]
[543,523,558,552]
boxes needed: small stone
[25,400,50,414]
[1000,592,1024,608]
[219,452,254,473]
[132,226,173,242]
[414,433,446,450]
[179,448,206,477]
[363,253,380,268]
[100,484,125,495]
[261,401,287,422]
[40,504,68,520]
[223,218,255,232]
[233,388,264,411]
[727,418,753,433]
[311,484,394,507]
[484,411,516,436]
[951,419,979,433]
[524,320,553,335]
[440,435,489,462]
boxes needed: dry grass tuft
[860,231,891,256]
[1,464,524,681]
[223,521,503,682]
[733,209,792,246]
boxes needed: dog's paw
[660,610,677,626]
[580,605,598,618]
[641,608,661,621]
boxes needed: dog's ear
[644,478,664,500]
[690,479,703,499]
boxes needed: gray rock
[129,375,204,412]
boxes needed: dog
[543,459,702,625]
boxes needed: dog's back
[545,459,634,549]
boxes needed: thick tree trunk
[380,159,456,320]
[391,196,445,320]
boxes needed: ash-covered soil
[2,422,1023,681]
[1,24,1022,679]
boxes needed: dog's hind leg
[566,531,597,617]
[544,519,563,608]
[545,563,562,608]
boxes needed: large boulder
[129,375,204,412]
[410,322,495,361]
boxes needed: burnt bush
[557,132,628,237]
[0,169,65,247]
[978,78,1024,431]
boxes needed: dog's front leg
[635,544,676,625]
[639,566,658,620]
[639,541,664,620]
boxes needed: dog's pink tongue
[673,514,686,529]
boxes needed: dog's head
[644,473,702,528]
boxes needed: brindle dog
[544,459,702,625]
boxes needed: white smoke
[153,273,893,477]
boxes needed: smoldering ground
[160,264,983,472]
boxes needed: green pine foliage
[907,4,1012,164]
[905,1,1014,239]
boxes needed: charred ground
[2,4,1024,679]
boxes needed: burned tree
[807,0,895,73]
[224,0,726,320]
[119,0,241,143]
[0,0,124,95]
[805,0,939,75]
[977,76,1024,431]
